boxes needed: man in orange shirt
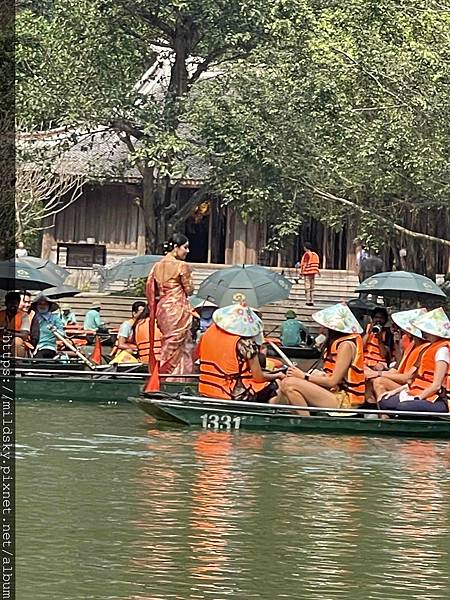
[300,242,320,306]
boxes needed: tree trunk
[141,167,157,254]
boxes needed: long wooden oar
[15,367,200,379]
[47,324,96,370]
[267,340,295,368]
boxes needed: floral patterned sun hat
[391,308,427,339]
[312,302,363,334]
[213,302,263,338]
[412,307,450,339]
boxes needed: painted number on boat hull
[200,413,241,430]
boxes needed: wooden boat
[266,343,320,360]
[15,364,198,403]
[131,392,450,439]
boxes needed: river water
[17,401,450,600]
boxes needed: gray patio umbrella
[196,264,292,308]
[355,271,446,302]
[104,255,163,283]
[16,256,69,283]
[0,260,64,291]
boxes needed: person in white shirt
[15,241,28,258]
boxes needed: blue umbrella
[196,264,292,308]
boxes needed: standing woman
[146,233,194,375]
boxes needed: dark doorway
[185,216,209,263]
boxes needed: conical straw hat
[412,307,450,339]
[213,302,263,338]
[391,308,427,339]
[312,302,363,334]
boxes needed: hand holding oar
[48,324,96,370]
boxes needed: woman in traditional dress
[146,233,194,375]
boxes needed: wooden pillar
[232,212,247,264]
[245,221,258,264]
[136,209,146,255]
[207,206,213,263]
[346,219,358,271]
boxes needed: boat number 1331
[200,414,241,430]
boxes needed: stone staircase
[61,263,359,336]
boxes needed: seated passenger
[379,308,450,415]
[198,301,284,402]
[60,304,78,327]
[280,310,308,347]
[134,313,162,364]
[0,292,31,357]
[110,301,146,363]
[272,303,365,414]
[369,308,428,402]
[20,290,39,348]
[363,307,393,370]
[30,295,65,359]
[84,303,107,333]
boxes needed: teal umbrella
[196,264,292,308]
[0,260,64,291]
[104,255,163,283]
[355,271,446,302]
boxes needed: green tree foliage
[192,0,450,263]
[16,0,277,252]
[16,0,450,268]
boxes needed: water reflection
[16,403,450,600]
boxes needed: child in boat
[198,301,285,402]
[271,303,365,413]
[378,307,450,415]
[368,308,428,402]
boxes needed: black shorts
[251,381,279,403]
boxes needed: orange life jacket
[397,341,430,375]
[323,334,365,406]
[408,340,450,402]
[364,324,389,368]
[0,310,26,336]
[300,251,320,276]
[134,318,161,364]
[199,324,269,400]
